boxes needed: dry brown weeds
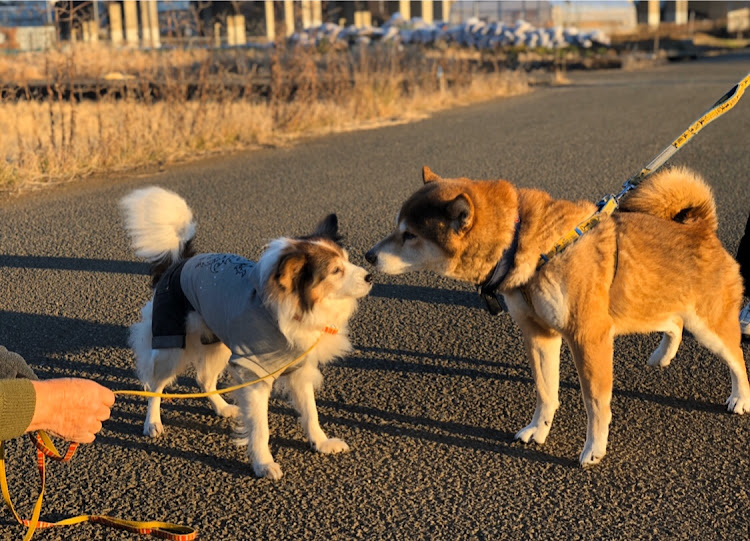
[0,44,527,191]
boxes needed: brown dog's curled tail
[619,166,718,231]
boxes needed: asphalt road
[1,52,749,541]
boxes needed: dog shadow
[105,389,571,470]
[348,345,723,414]
[102,345,723,471]
[313,399,574,466]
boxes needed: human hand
[27,378,115,443]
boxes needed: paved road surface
[1,52,749,540]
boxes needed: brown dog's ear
[445,193,474,234]
[422,166,442,184]
[275,250,307,292]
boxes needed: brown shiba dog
[366,165,750,467]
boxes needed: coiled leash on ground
[1,433,196,541]
[1,326,339,540]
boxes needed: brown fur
[619,166,718,230]
[367,166,750,466]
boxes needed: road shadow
[0,310,129,380]
[369,283,488,310]
[0,254,147,275]
[355,345,520,372]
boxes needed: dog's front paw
[579,443,606,468]
[515,422,551,445]
[253,461,283,480]
[143,421,164,438]
[314,438,350,454]
[218,404,240,418]
[726,394,750,414]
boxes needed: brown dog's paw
[726,394,750,414]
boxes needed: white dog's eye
[402,231,416,242]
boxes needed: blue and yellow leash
[538,71,750,267]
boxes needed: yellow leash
[115,326,337,399]
[2,326,338,539]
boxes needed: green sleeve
[0,379,36,441]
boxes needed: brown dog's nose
[365,249,377,265]
[364,273,373,283]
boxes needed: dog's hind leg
[234,380,282,479]
[143,348,183,437]
[193,342,239,419]
[647,316,683,367]
[285,366,349,455]
[685,312,750,414]
[514,318,562,446]
[569,322,614,468]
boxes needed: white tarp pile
[290,13,611,49]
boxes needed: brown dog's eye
[402,231,416,242]
[332,267,343,275]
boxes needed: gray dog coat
[151,253,303,377]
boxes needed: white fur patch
[529,278,568,330]
[120,186,195,263]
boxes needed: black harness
[478,217,521,315]
[151,260,220,349]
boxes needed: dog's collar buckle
[478,215,521,316]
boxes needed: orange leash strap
[1,432,197,540]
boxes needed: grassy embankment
[0,44,527,191]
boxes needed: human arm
[0,346,39,440]
[0,378,37,440]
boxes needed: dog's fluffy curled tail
[619,166,718,231]
[120,186,196,286]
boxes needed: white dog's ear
[445,193,474,234]
[312,213,341,242]
[422,166,442,184]
[275,250,307,293]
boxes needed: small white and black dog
[120,186,372,479]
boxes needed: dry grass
[0,44,527,191]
